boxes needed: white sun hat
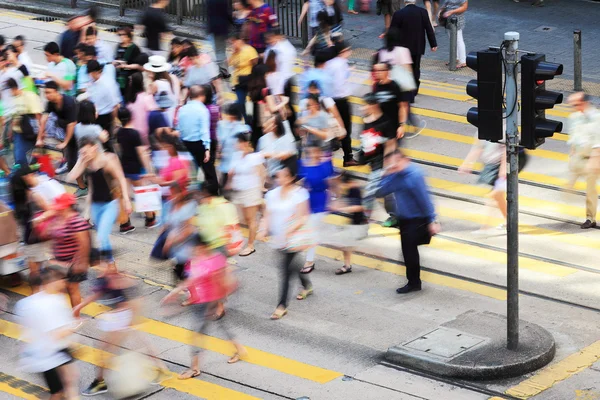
[143,55,171,73]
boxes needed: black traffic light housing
[466,49,503,142]
[520,54,564,149]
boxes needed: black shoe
[120,222,136,234]
[82,379,108,396]
[145,215,158,229]
[396,283,422,294]
[343,159,360,167]
[581,220,597,229]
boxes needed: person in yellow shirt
[193,181,242,319]
[6,77,43,165]
[228,33,258,124]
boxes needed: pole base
[385,310,555,380]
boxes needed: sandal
[456,63,467,69]
[239,248,256,257]
[335,265,352,275]
[270,308,287,320]
[296,288,314,300]
[300,263,315,274]
[228,349,247,364]
[178,369,200,380]
[211,310,226,321]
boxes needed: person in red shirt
[246,0,279,55]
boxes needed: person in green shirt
[41,42,77,97]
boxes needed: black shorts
[42,350,73,394]
[66,138,79,172]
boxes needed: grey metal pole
[448,16,458,71]
[119,0,125,17]
[177,0,183,25]
[504,31,520,351]
[574,30,582,91]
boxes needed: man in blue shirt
[87,60,121,147]
[177,85,219,194]
[298,50,333,98]
[376,150,440,294]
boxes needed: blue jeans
[234,86,249,124]
[90,200,119,261]
[13,133,35,166]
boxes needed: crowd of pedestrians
[0,0,453,397]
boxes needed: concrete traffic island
[384,310,556,380]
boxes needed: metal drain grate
[31,16,61,22]
[105,27,120,33]
[534,25,557,32]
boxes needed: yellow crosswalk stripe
[331,159,586,222]
[0,319,261,400]
[323,214,575,277]
[6,285,343,384]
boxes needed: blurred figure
[226,132,265,257]
[15,266,82,400]
[139,0,172,55]
[161,235,246,379]
[6,77,43,166]
[84,26,114,64]
[87,60,122,144]
[177,85,219,193]
[200,84,220,169]
[423,0,441,27]
[264,28,297,126]
[126,72,158,145]
[376,150,439,294]
[296,94,331,156]
[11,165,66,291]
[324,172,368,274]
[217,102,252,190]
[145,55,179,124]
[114,26,141,97]
[390,0,437,93]
[459,138,507,231]
[42,42,77,96]
[359,93,397,223]
[299,51,333,98]
[164,192,200,280]
[35,193,90,311]
[325,41,355,166]
[115,107,157,228]
[258,115,298,184]
[258,161,313,320]
[206,0,231,70]
[233,0,252,33]
[183,47,222,100]
[67,136,132,263]
[228,33,259,124]
[12,35,33,72]
[298,142,334,273]
[76,267,170,395]
[441,0,468,68]
[566,92,600,229]
[246,0,278,56]
[303,10,334,57]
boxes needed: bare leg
[343,250,352,266]
[424,1,433,23]
[58,362,79,400]
[491,190,507,221]
[67,282,82,313]
[0,156,10,174]
[240,205,259,254]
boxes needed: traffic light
[520,54,564,149]
[466,49,503,142]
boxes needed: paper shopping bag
[133,185,162,212]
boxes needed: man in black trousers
[390,0,437,95]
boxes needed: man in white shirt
[566,92,600,229]
[265,28,298,126]
[84,26,114,65]
[12,35,34,73]
[325,41,357,166]
[15,266,81,400]
[87,59,122,138]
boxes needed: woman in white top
[226,133,265,257]
[257,161,313,320]
[145,56,180,126]
[258,115,298,183]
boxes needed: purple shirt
[207,104,220,142]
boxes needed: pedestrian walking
[84,26,114,65]
[42,42,77,96]
[12,36,33,73]
[246,0,279,56]
[227,133,265,256]
[258,114,298,184]
[177,85,220,193]
[325,41,356,166]
[86,59,122,145]
[145,56,179,125]
[390,0,437,93]
[67,136,132,263]
[217,102,252,190]
[183,47,222,101]
[566,92,600,229]
[229,33,259,124]
[114,26,141,98]
[298,141,335,273]
[375,150,439,293]
[299,0,325,38]
[139,0,172,55]
[372,62,409,144]
[206,0,231,70]
[6,78,43,166]
[441,0,467,68]
[423,0,441,26]
[264,28,297,126]
[376,0,394,39]
[459,139,507,231]
[160,235,246,379]
[15,266,82,400]
[126,72,157,145]
[233,0,252,34]
[258,161,314,320]
[322,172,368,274]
